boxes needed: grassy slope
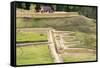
[16,32,47,42]
[16,45,53,65]
[74,32,96,49]
[16,15,96,33]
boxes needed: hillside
[17,15,96,34]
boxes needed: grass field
[62,53,96,62]
[16,45,53,65]
[16,31,47,42]
[16,18,41,28]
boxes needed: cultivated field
[16,45,53,65]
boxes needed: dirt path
[48,29,63,63]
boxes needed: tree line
[16,2,97,19]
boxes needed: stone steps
[62,32,75,35]
[63,37,78,42]
[64,41,80,44]
[64,44,80,47]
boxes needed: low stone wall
[16,9,79,18]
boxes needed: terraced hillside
[16,10,97,65]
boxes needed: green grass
[62,53,96,62]
[16,45,53,65]
[16,15,96,33]
[16,31,47,42]
[64,31,96,50]
[16,18,35,28]
[74,32,96,50]
[16,18,44,28]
